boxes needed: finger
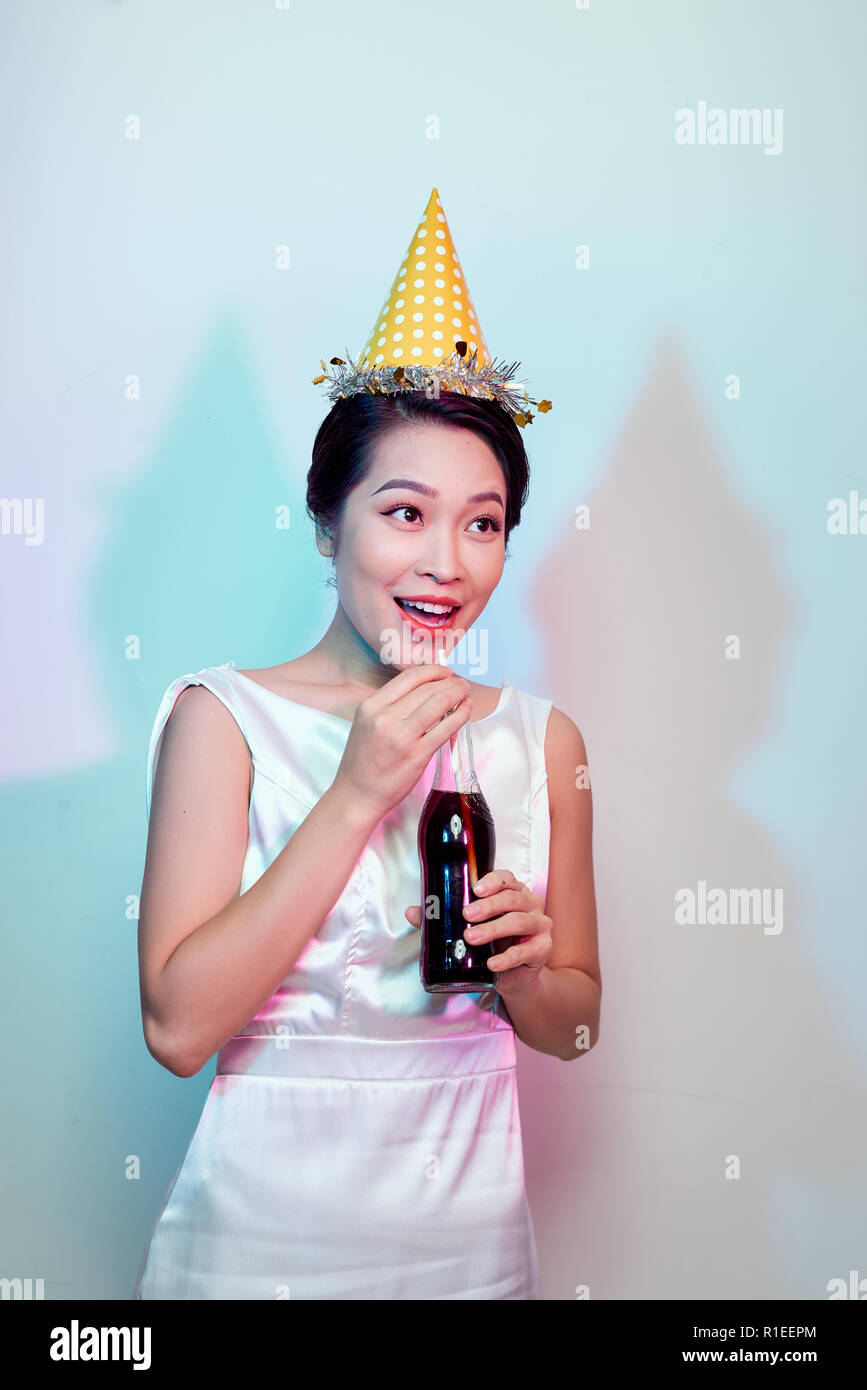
[463,888,526,923]
[473,869,521,895]
[417,689,472,745]
[464,914,532,949]
[405,677,472,735]
[367,662,457,715]
[364,669,469,733]
[487,940,539,971]
[404,905,422,928]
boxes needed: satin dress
[132,662,552,1300]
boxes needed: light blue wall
[1,0,864,1300]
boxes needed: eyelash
[381,502,502,534]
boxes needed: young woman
[131,389,600,1300]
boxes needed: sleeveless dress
[132,662,552,1300]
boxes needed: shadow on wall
[1,320,329,1296]
[517,331,867,1299]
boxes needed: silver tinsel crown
[313,340,552,430]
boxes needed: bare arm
[138,686,379,1078]
[500,706,601,1060]
[138,667,472,1078]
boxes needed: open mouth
[393,597,461,630]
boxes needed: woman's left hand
[405,868,553,997]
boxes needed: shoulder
[544,705,588,760]
[467,678,510,720]
[239,657,322,685]
[235,660,334,705]
[150,678,254,812]
[157,676,253,771]
[162,679,251,753]
[237,660,302,683]
[543,706,589,818]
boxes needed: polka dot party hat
[312,187,552,429]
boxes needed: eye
[381,503,422,524]
[380,503,502,534]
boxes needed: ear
[314,522,334,558]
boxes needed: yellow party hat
[313,187,552,429]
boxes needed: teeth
[399,599,455,615]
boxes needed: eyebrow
[370,477,505,510]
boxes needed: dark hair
[306,391,530,572]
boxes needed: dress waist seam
[216,1028,517,1081]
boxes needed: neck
[304,602,400,692]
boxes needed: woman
[131,384,600,1300]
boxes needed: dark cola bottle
[417,695,509,992]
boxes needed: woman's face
[323,420,508,669]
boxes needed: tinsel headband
[312,187,552,430]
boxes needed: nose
[414,525,464,586]
[415,560,462,589]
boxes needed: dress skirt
[132,1028,541,1300]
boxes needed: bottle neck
[433,719,481,795]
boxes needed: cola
[417,701,511,992]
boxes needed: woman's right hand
[331,664,473,823]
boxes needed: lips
[393,597,461,629]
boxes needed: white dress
[132,662,552,1300]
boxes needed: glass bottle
[417,703,507,992]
